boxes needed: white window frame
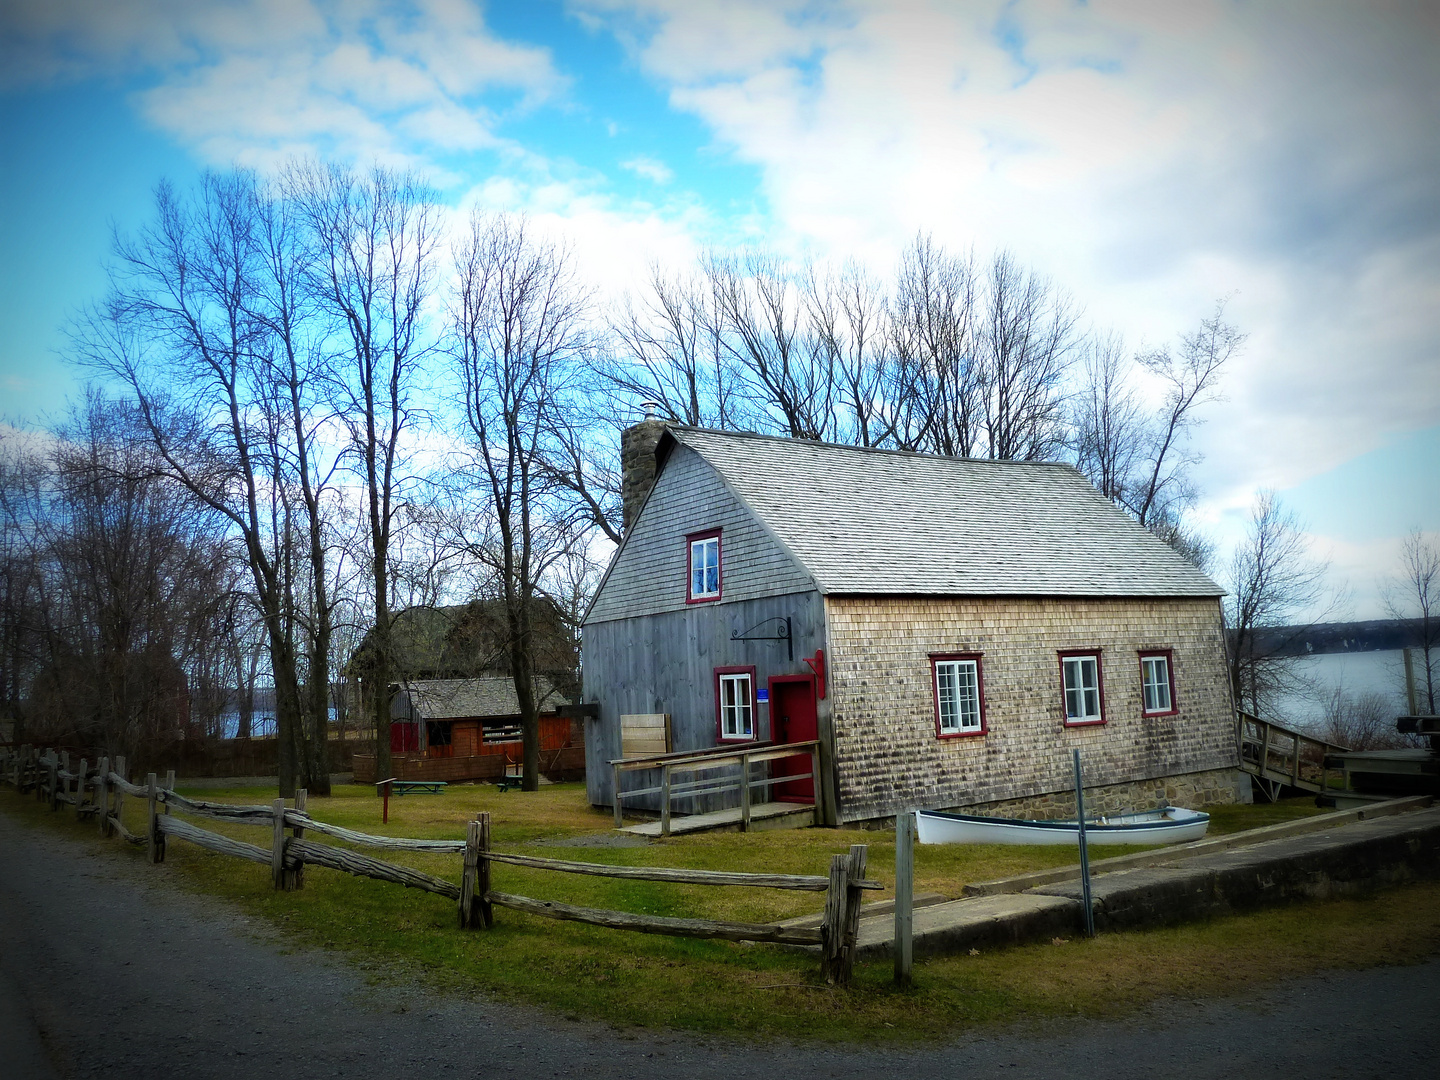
[1141,653,1175,715]
[688,534,721,601]
[933,657,984,737]
[717,670,754,741]
[1061,652,1104,725]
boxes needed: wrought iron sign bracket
[731,616,793,662]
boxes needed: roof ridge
[668,425,1080,470]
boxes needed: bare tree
[0,427,52,746]
[447,214,592,790]
[805,260,893,448]
[888,234,980,455]
[1071,331,1143,504]
[1225,491,1335,716]
[601,263,739,428]
[73,171,336,795]
[292,162,438,782]
[1320,686,1418,750]
[15,393,236,768]
[978,251,1078,462]
[1129,304,1243,530]
[708,252,837,440]
[1385,529,1439,714]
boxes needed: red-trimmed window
[1059,650,1105,726]
[687,529,722,603]
[1139,650,1178,716]
[931,654,986,738]
[715,666,756,741]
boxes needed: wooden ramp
[620,801,817,837]
[1237,710,1349,801]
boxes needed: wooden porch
[611,740,822,837]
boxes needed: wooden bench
[390,780,447,796]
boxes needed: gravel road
[3,809,1436,1080]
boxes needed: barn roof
[391,677,568,721]
[662,427,1223,599]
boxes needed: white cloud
[575,0,1440,524]
[619,156,674,184]
[2,0,566,169]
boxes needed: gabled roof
[661,427,1223,598]
[391,677,568,721]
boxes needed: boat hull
[915,806,1210,846]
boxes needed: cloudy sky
[1,0,1437,617]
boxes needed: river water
[1267,648,1420,729]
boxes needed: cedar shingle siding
[825,595,1236,823]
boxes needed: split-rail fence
[0,744,877,985]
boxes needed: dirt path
[2,808,1436,1080]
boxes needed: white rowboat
[914,806,1210,846]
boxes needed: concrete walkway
[856,800,1440,959]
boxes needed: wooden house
[581,424,1247,826]
[353,676,584,785]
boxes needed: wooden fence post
[146,773,164,863]
[478,811,494,927]
[112,756,127,836]
[839,844,867,984]
[272,798,288,890]
[164,770,176,809]
[739,750,752,832]
[459,818,481,929]
[288,789,306,890]
[96,757,109,836]
[60,752,70,807]
[48,756,60,811]
[894,812,914,987]
[820,853,848,985]
[613,763,624,829]
[659,765,671,838]
[75,759,88,821]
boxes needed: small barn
[354,676,583,784]
[581,424,1247,826]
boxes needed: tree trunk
[372,594,393,782]
[508,587,539,791]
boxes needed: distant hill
[1236,618,1426,658]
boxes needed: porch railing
[611,740,821,835]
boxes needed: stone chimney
[620,403,666,534]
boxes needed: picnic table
[375,778,447,796]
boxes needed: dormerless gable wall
[825,595,1236,823]
[586,444,814,625]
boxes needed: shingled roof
[662,427,1223,598]
[391,677,568,721]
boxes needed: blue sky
[1,0,1437,619]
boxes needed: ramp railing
[1237,711,1349,802]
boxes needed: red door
[769,676,818,802]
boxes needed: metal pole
[1073,749,1095,938]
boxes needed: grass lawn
[4,780,1436,1042]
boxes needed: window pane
[936,660,981,733]
[936,664,958,732]
[691,537,720,598]
[720,673,751,737]
[1063,656,1101,721]
[1143,657,1171,713]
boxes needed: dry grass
[4,780,1435,1042]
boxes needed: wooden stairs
[1237,710,1349,802]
